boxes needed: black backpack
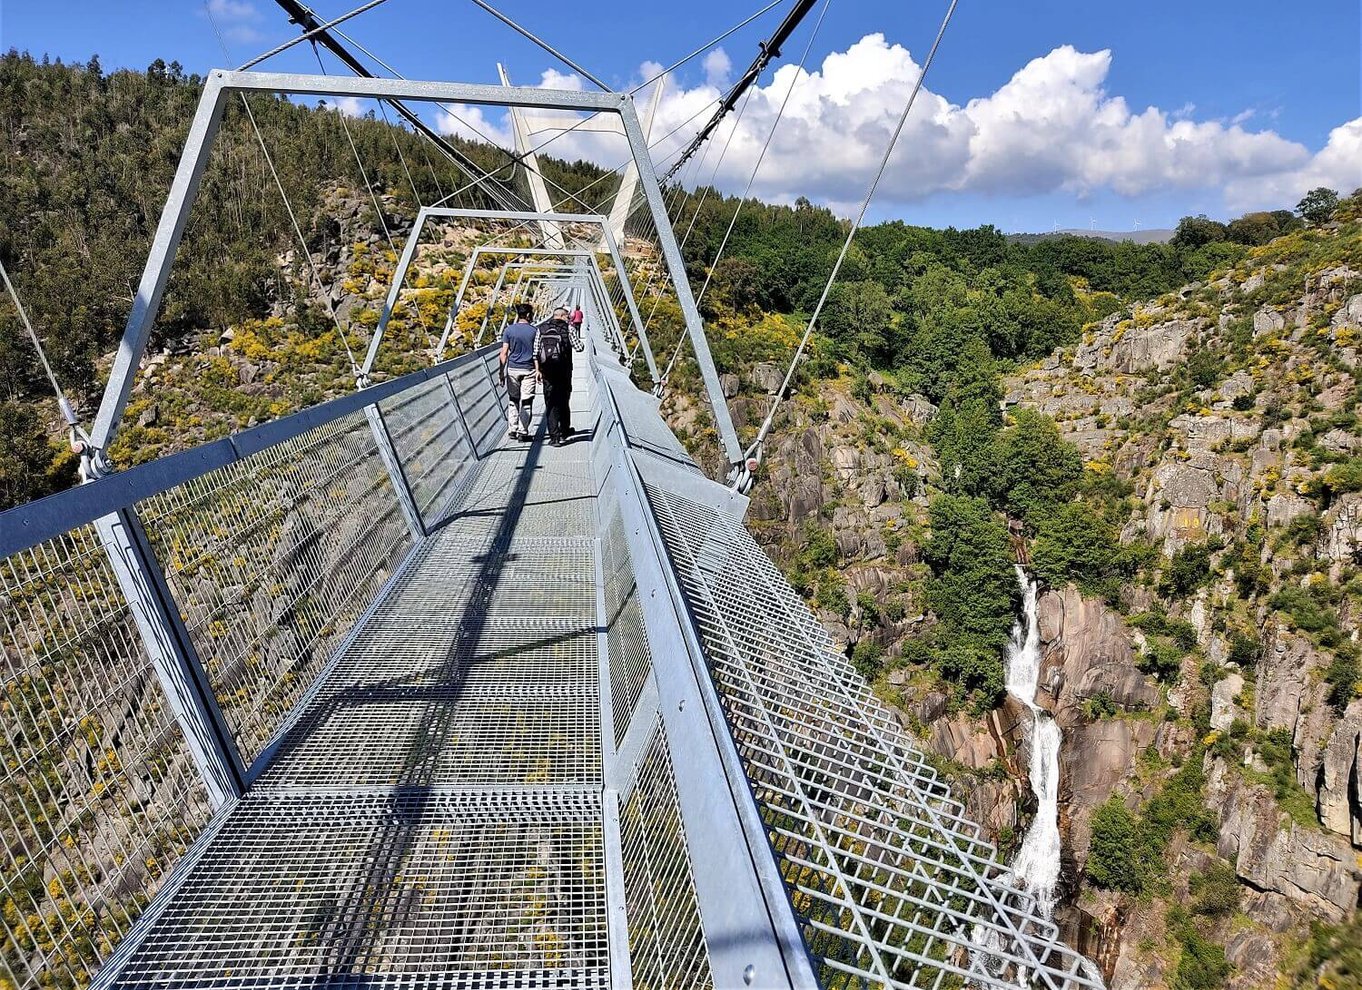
[537,321,570,368]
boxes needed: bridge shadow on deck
[115,404,611,984]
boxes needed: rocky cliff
[730,212,1362,987]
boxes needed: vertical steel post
[364,404,427,539]
[91,74,229,453]
[94,509,246,806]
[615,94,743,471]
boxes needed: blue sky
[3,0,1359,232]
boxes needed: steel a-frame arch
[440,246,633,358]
[362,207,655,381]
[89,70,742,475]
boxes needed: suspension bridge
[1,4,1104,987]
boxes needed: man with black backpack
[534,307,579,446]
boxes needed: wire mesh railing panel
[376,374,472,527]
[134,410,412,769]
[599,375,697,470]
[618,718,713,990]
[642,484,1103,990]
[1,528,214,990]
[449,360,504,458]
[600,492,651,750]
[111,791,611,989]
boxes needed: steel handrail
[0,346,497,559]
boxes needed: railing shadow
[250,409,603,976]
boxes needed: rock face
[1208,762,1362,919]
[1318,703,1362,847]
[922,699,1029,837]
[1035,587,1160,728]
[1073,314,1201,373]
[1323,492,1362,569]
[1031,585,1162,871]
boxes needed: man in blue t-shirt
[499,303,538,441]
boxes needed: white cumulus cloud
[204,0,264,45]
[426,35,1360,218]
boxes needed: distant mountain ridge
[1009,228,1175,245]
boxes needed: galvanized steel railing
[0,347,504,986]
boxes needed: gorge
[2,53,1360,989]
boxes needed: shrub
[1227,631,1261,668]
[1274,512,1323,551]
[936,638,1006,710]
[1138,638,1185,683]
[1172,925,1232,990]
[1082,692,1119,720]
[801,524,838,568]
[1189,861,1240,917]
[1087,798,1143,893]
[851,639,884,678]
[815,577,851,618]
[1325,650,1360,714]
[1160,541,1219,597]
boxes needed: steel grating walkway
[106,361,622,989]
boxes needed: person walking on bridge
[499,302,538,442]
[535,307,578,446]
[570,304,583,335]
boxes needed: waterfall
[1004,564,1063,917]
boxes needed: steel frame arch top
[438,246,630,360]
[90,70,742,473]
[365,207,652,379]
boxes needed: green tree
[0,401,64,509]
[924,494,1018,650]
[1086,797,1143,893]
[1030,503,1121,593]
[1171,215,1229,249]
[1296,187,1340,225]
[820,280,895,362]
[990,409,1083,519]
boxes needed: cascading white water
[1004,564,1063,917]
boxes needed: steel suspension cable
[238,0,392,70]
[695,0,830,308]
[661,0,831,389]
[653,83,763,375]
[629,0,785,95]
[242,93,364,376]
[747,0,959,469]
[376,101,422,207]
[465,0,610,90]
[279,6,529,212]
[0,260,84,438]
[312,44,396,252]
[208,2,364,377]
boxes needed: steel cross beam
[364,206,652,380]
[478,263,606,346]
[437,245,629,362]
[90,69,741,472]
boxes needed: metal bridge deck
[108,362,619,987]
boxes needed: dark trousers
[543,371,572,440]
